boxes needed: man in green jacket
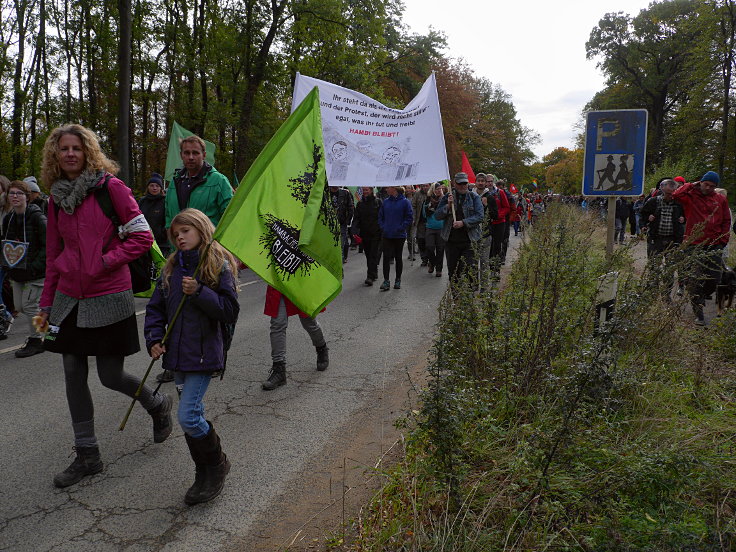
[165,135,233,229]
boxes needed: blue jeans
[174,372,211,438]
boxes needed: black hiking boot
[262,362,286,390]
[155,370,175,383]
[15,337,45,358]
[316,344,329,371]
[148,393,173,443]
[53,446,103,488]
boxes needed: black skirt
[44,305,140,356]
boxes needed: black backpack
[55,175,156,294]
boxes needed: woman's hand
[150,343,166,360]
[32,312,49,333]
[182,276,199,295]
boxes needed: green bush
[349,205,736,551]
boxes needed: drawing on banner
[594,154,633,191]
[324,124,416,183]
[292,73,449,187]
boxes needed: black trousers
[445,241,476,285]
[362,235,381,280]
[489,223,505,260]
[685,245,724,306]
[382,237,405,281]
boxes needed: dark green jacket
[165,163,233,228]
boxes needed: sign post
[582,109,648,258]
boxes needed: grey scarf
[50,170,105,215]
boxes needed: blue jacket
[378,193,413,239]
[435,190,484,242]
[144,249,240,373]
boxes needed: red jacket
[672,182,731,246]
[264,285,325,318]
[491,189,510,225]
[41,175,153,308]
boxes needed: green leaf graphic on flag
[213,87,342,318]
[164,121,216,184]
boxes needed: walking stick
[450,194,456,223]
[119,240,213,431]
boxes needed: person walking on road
[37,124,172,489]
[435,172,484,287]
[261,286,329,390]
[145,208,240,505]
[352,186,383,286]
[673,171,731,325]
[378,186,413,291]
[1,180,47,357]
[423,183,446,278]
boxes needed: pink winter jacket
[40,174,153,308]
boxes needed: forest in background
[1,0,735,197]
[0,0,537,192]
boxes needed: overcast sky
[401,0,653,161]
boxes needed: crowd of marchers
[1,124,734,509]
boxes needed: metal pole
[606,197,616,259]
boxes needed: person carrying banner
[145,208,239,504]
[165,135,233,230]
[1,180,47,357]
[352,186,383,286]
[36,124,172,488]
[378,186,413,291]
[435,172,484,287]
[261,286,329,390]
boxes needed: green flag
[213,87,342,318]
[164,121,216,183]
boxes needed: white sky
[401,0,653,161]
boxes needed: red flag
[460,151,476,184]
[509,183,518,194]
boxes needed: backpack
[54,174,157,294]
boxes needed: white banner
[291,73,450,187]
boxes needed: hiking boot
[184,423,230,505]
[394,279,401,289]
[53,446,103,488]
[364,278,374,286]
[428,263,434,274]
[693,303,705,326]
[436,271,442,277]
[148,393,173,443]
[156,370,175,383]
[15,337,44,358]
[316,344,329,371]
[379,280,390,291]
[262,362,286,390]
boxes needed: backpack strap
[94,174,120,227]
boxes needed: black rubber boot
[53,446,103,488]
[262,362,286,390]
[148,393,173,443]
[184,422,230,505]
[316,344,329,371]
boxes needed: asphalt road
[0,246,448,552]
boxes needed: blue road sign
[582,109,648,196]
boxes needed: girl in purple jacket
[145,208,240,505]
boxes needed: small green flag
[213,87,342,318]
[164,121,216,183]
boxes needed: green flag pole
[119,240,214,431]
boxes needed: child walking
[144,208,240,505]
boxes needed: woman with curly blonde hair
[37,124,173,488]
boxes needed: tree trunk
[117,0,132,184]
[12,0,28,178]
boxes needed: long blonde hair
[163,208,238,290]
[41,124,120,185]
